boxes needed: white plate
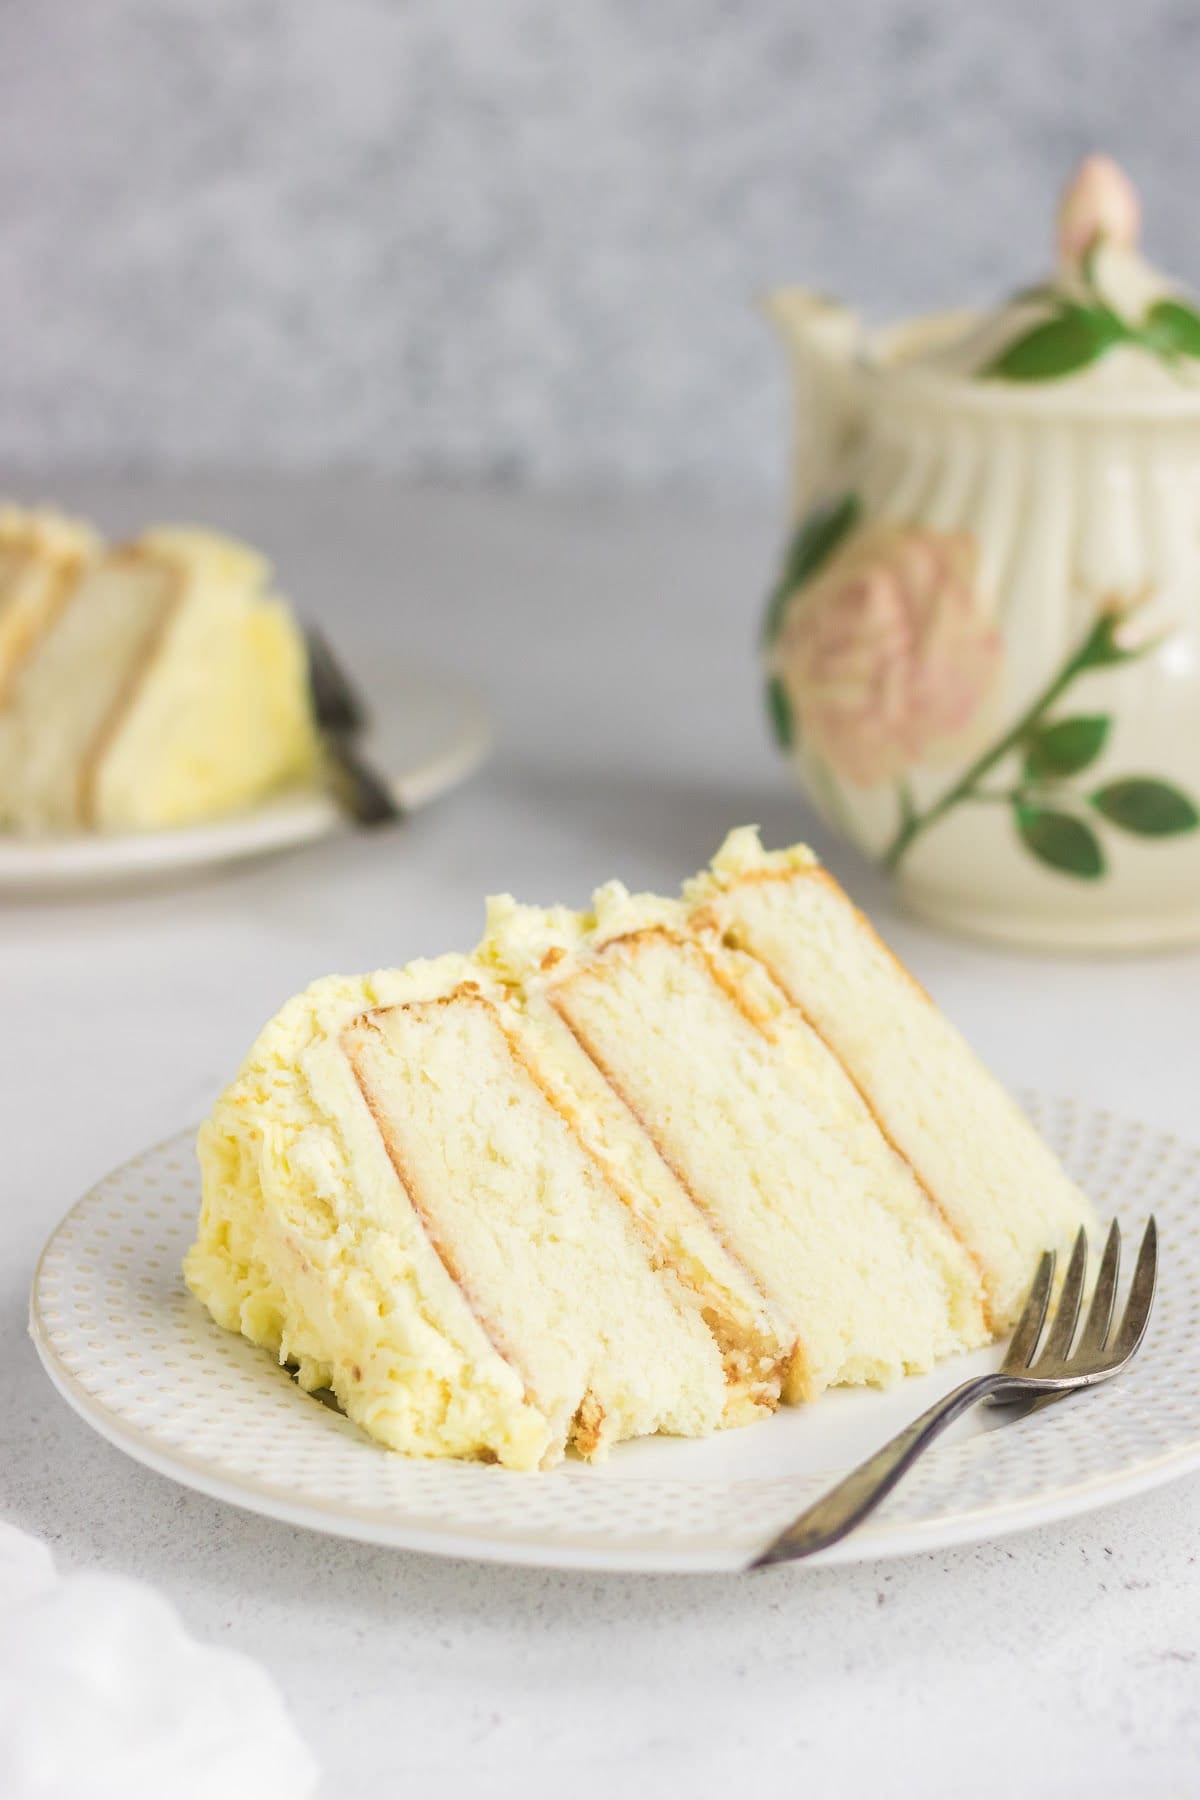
[0,660,489,893]
[29,1095,1200,1573]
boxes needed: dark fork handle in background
[320,730,405,827]
[304,626,404,828]
[305,626,371,733]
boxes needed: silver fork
[303,626,404,828]
[750,1216,1158,1569]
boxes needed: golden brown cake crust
[571,1394,607,1458]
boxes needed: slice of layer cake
[0,513,318,833]
[188,960,746,1471]
[186,833,1093,1469]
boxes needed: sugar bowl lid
[893,157,1200,397]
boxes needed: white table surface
[3,475,1199,1800]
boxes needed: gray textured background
[2,0,1194,492]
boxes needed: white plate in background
[0,660,489,893]
[28,1095,1200,1572]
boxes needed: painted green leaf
[765,676,795,749]
[761,492,861,647]
[982,307,1125,382]
[1140,297,1200,361]
[1016,804,1105,879]
[1022,715,1110,782]
[1090,777,1200,836]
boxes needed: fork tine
[1076,1219,1121,1355]
[1110,1216,1158,1363]
[750,1218,1157,1565]
[1037,1227,1089,1364]
[1002,1248,1056,1372]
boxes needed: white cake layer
[549,929,988,1396]
[695,848,1093,1325]
[189,961,568,1472]
[0,508,98,700]
[0,552,175,831]
[508,990,791,1406]
[345,992,730,1458]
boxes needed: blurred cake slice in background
[186,834,1093,1471]
[0,507,99,702]
[0,512,318,834]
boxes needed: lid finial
[1057,155,1141,264]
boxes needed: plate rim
[28,1309,1200,1572]
[28,1103,1200,1574]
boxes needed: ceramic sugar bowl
[763,157,1200,950]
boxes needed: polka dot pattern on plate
[29,1096,1200,1571]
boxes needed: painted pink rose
[773,523,1003,788]
[1056,155,1140,264]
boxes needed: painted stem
[881,619,1117,872]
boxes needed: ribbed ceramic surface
[771,321,1200,946]
[858,401,1200,931]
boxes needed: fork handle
[751,1371,1036,1567]
[321,732,404,828]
